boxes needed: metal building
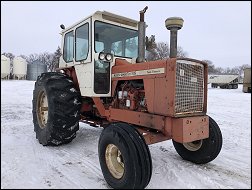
[27,60,47,81]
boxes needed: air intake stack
[165,17,184,58]
[137,6,148,63]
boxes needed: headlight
[99,52,105,60]
[105,53,113,61]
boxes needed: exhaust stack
[165,17,184,58]
[137,6,148,63]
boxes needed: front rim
[105,144,125,179]
[36,90,48,129]
[183,140,203,151]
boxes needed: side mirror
[60,24,65,30]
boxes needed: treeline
[203,60,250,76]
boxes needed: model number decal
[112,68,165,78]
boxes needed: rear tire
[172,116,222,164]
[98,123,152,189]
[233,84,238,89]
[32,72,81,146]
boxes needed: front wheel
[172,116,222,164]
[98,123,152,189]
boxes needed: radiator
[175,60,204,115]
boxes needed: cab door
[73,18,94,97]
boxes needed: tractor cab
[59,11,139,97]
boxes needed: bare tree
[19,54,28,60]
[202,60,216,74]
[177,46,188,58]
[239,64,250,73]
[155,42,170,60]
[39,52,54,71]
[145,40,188,61]
[215,67,225,74]
[22,53,39,64]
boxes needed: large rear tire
[172,116,222,164]
[98,123,152,189]
[32,72,81,146]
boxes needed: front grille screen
[175,61,204,115]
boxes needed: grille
[175,60,204,115]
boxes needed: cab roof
[60,11,139,34]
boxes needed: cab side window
[75,23,89,61]
[63,31,74,62]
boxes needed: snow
[1,80,251,189]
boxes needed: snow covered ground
[1,80,251,189]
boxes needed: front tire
[172,116,222,164]
[32,72,81,146]
[98,123,152,189]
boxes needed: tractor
[32,7,222,189]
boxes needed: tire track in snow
[57,148,103,177]
[45,148,106,189]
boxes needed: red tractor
[32,7,222,189]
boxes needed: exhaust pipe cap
[165,17,184,30]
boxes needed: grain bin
[27,60,47,81]
[1,55,11,79]
[13,57,27,80]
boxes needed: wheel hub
[183,140,203,151]
[105,144,124,179]
[37,90,48,129]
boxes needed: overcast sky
[1,1,251,68]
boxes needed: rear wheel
[233,84,238,89]
[32,72,81,146]
[172,116,222,164]
[98,123,152,189]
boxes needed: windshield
[94,21,138,58]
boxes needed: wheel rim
[37,90,48,129]
[183,140,203,151]
[105,144,124,179]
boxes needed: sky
[1,1,251,68]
